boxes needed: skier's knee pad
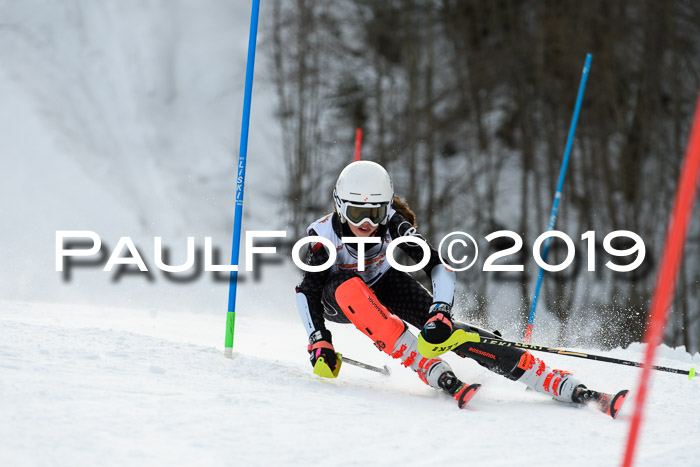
[334,277,406,353]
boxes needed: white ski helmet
[333,161,394,226]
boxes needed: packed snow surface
[1,1,698,466]
[1,300,698,467]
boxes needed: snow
[1,300,699,466]
[0,0,285,312]
[1,1,699,466]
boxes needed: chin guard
[313,354,342,378]
[417,329,480,358]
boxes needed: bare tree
[267,0,700,351]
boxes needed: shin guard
[334,277,451,389]
[334,277,407,352]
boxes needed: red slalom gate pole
[622,91,700,467]
[354,128,363,161]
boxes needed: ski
[594,389,629,419]
[453,383,482,409]
[438,371,482,409]
[575,387,629,419]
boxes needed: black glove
[421,302,454,344]
[308,329,341,377]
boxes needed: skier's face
[348,221,377,237]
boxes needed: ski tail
[453,383,482,409]
[574,385,629,419]
[597,389,629,419]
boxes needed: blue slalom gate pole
[225,0,260,357]
[524,53,592,343]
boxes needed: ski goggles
[342,202,389,227]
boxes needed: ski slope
[1,2,699,465]
[1,300,698,467]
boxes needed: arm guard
[430,264,456,305]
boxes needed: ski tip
[455,383,482,409]
[609,389,629,419]
[689,367,695,381]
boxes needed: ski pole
[339,354,391,376]
[525,53,592,343]
[225,0,260,358]
[478,337,696,379]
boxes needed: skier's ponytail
[392,196,417,228]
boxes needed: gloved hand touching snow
[308,329,341,378]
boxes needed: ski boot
[438,371,482,409]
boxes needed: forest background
[267,0,700,351]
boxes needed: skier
[294,160,627,416]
